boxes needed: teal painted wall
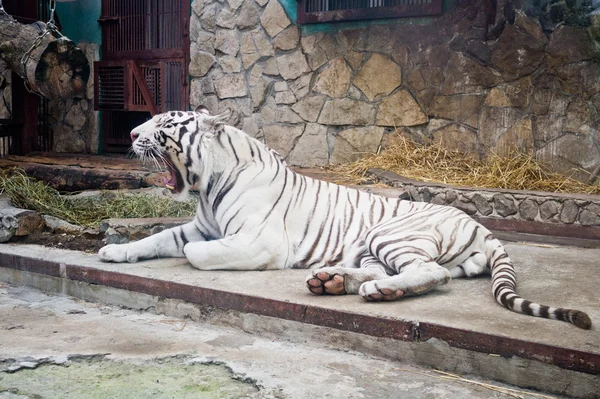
[279,0,455,35]
[55,0,101,44]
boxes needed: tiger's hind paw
[359,281,405,302]
[306,270,346,296]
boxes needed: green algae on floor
[0,358,258,399]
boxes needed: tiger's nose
[130,130,140,142]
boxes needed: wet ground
[0,282,559,399]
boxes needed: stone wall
[370,169,600,228]
[189,0,600,182]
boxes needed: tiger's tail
[487,237,592,330]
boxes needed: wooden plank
[129,60,159,116]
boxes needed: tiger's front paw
[98,244,140,263]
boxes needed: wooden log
[0,14,89,100]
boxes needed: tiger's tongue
[163,166,177,190]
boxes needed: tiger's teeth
[166,184,175,190]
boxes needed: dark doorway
[95,0,190,153]
[0,0,52,156]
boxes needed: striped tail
[488,239,592,330]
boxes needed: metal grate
[298,0,442,23]
[101,0,184,55]
[96,63,126,110]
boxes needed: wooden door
[96,0,190,153]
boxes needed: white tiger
[98,107,592,330]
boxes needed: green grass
[0,169,197,228]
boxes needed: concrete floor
[0,282,564,399]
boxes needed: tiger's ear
[194,105,211,115]
[210,108,232,130]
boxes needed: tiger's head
[130,106,230,195]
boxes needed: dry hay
[0,169,197,228]
[333,135,600,195]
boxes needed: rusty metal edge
[1,254,598,375]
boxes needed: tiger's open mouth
[162,155,184,193]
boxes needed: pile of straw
[0,169,197,228]
[334,136,600,195]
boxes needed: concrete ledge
[0,243,599,397]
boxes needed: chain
[0,0,15,21]
[20,0,64,96]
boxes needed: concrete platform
[0,241,599,397]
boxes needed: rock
[215,29,239,56]
[227,0,244,11]
[491,11,546,81]
[539,200,559,221]
[353,54,401,101]
[330,126,385,164]
[479,107,520,150]
[560,200,579,224]
[471,193,492,216]
[218,56,242,73]
[0,195,45,239]
[275,106,303,123]
[288,74,313,99]
[318,99,376,126]
[0,215,18,243]
[277,50,310,80]
[376,90,427,127]
[214,74,248,99]
[242,114,261,138]
[263,124,305,157]
[263,58,280,76]
[432,124,479,154]
[250,77,269,109]
[485,88,511,107]
[536,134,600,182]
[189,51,216,77]
[491,117,534,156]
[494,194,518,217]
[429,95,485,129]
[216,9,237,29]
[546,25,597,67]
[101,217,192,244]
[195,31,216,54]
[252,29,275,57]
[274,81,289,92]
[43,215,85,234]
[306,47,328,71]
[275,91,296,105]
[286,123,329,166]
[518,199,538,221]
[580,204,600,226]
[260,0,291,38]
[452,199,477,216]
[313,58,352,98]
[345,51,363,70]
[242,53,261,70]
[65,102,87,131]
[292,95,326,122]
[441,52,501,95]
[199,3,218,32]
[274,26,300,51]
[237,1,261,29]
[53,125,86,153]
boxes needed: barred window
[297,0,443,24]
